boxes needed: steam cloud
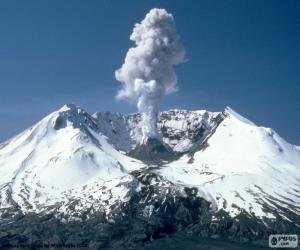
[115,8,185,141]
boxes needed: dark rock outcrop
[128,138,179,163]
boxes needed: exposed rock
[128,137,178,162]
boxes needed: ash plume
[115,8,185,141]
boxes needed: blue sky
[0,0,299,144]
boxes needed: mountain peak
[53,104,98,131]
[58,103,78,112]
[224,106,255,126]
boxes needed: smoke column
[115,8,185,141]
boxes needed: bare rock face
[128,137,178,163]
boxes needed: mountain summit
[0,104,299,248]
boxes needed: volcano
[0,104,299,249]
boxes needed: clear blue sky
[0,0,299,144]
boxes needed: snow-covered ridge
[160,106,300,219]
[93,108,220,152]
[0,104,144,215]
[0,103,299,223]
[224,106,256,126]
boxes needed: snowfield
[0,104,144,215]
[0,104,299,223]
[159,107,300,219]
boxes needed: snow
[93,109,219,153]
[159,108,300,218]
[0,103,299,221]
[0,104,145,214]
[224,106,255,126]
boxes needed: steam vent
[128,137,177,162]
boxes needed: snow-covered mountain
[159,107,300,220]
[0,104,145,217]
[94,106,300,220]
[0,104,299,247]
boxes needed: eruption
[115,8,186,142]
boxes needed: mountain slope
[0,104,144,216]
[0,104,300,248]
[158,107,300,222]
[93,109,220,153]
